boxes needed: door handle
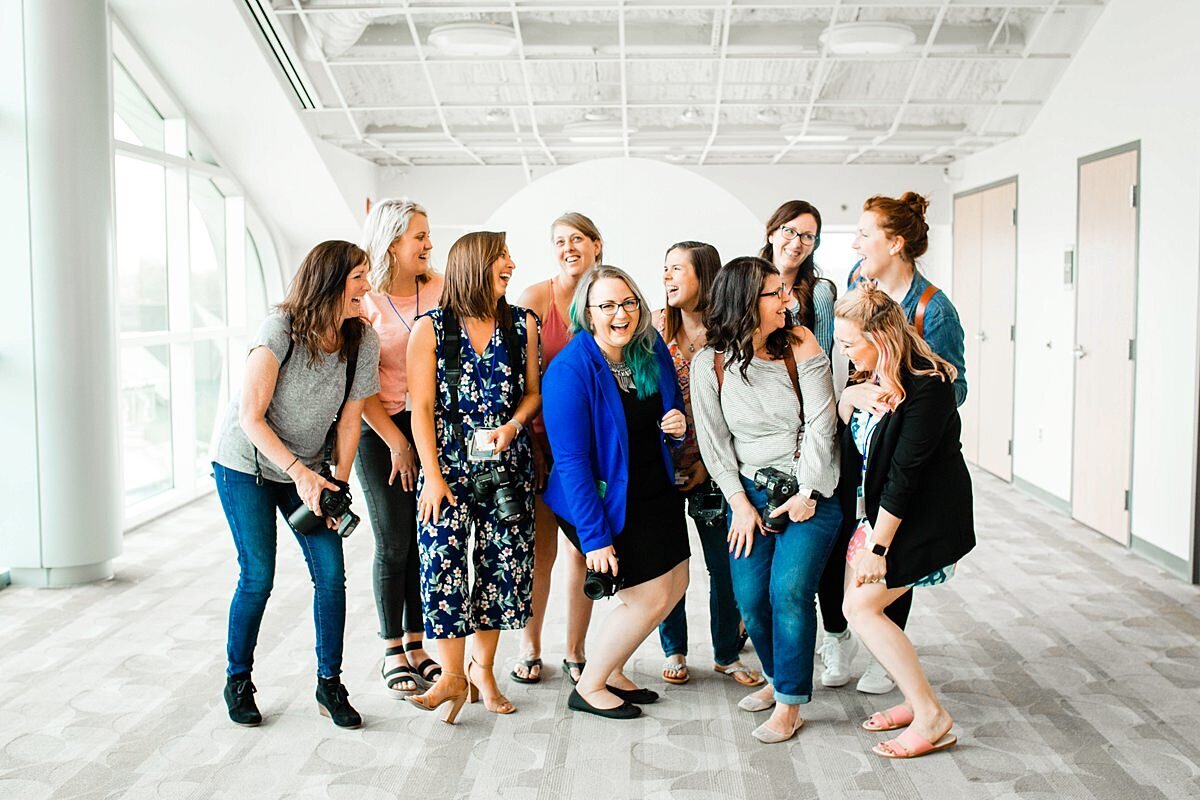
[1073,346,1087,359]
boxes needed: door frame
[952,175,1019,482]
[1071,140,1141,547]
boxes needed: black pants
[354,411,423,638]
[817,522,913,634]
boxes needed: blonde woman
[833,282,975,759]
[356,198,445,695]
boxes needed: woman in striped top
[691,256,842,744]
[760,200,836,359]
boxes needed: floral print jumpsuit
[416,307,537,639]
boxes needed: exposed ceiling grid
[268,0,1108,167]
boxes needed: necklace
[602,351,634,392]
[385,281,421,333]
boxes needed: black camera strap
[442,308,525,444]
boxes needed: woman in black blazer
[832,282,974,760]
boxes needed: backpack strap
[320,335,359,472]
[914,284,939,339]
[714,351,725,394]
[443,310,464,431]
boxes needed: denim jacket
[849,265,968,407]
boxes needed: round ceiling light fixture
[427,23,518,57]
[819,22,916,55]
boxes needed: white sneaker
[856,657,896,694]
[818,632,858,688]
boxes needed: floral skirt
[846,521,956,589]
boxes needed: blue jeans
[214,463,347,678]
[727,476,841,704]
[658,488,741,665]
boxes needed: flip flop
[561,660,586,685]
[662,659,690,685]
[862,704,915,732]
[873,728,958,759]
[713,662,765,687]
[510,657,543,684]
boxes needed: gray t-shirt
[214,313,380,483]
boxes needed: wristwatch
[869,541,888,557]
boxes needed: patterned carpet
[1,469,1198,800]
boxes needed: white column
[1,0,121,586]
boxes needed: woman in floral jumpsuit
[405,230,542,723]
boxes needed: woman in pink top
[355,198,445,694]
[511,211,603,685]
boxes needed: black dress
[559,386,690,589]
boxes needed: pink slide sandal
[862,704,915,732]
[872,728,958,759]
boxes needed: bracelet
[506,418,524,434]
[285,456,300,473]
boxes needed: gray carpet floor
[1,469,1198,800]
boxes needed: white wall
[952,0,1200,563]
[382,162,953,296]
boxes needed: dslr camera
[753,467,799,535]
[583,568,622,601]
[288,478,360,539]
[471,463,527,524]
[687,479,726,523]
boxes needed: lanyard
[855,410,882,519]
[463,318,500,412]
[385,282,420,333]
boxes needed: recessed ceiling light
[820,22,917,55]
[427,23,518,57]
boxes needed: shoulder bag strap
[321,332,359,472]
[442,310,463,431]
[502,314,525,415]
[914,284,939,339]
[782,344,806,459]
[714,351,725,394]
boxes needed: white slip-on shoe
[818,632,858,688]
[856,657,896,695]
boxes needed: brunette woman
[512,212,604,685]
[213,240,380,729]
[761,200,836,357]
[356,198,445,694]
[656,242,761,689]
[405,232,542,723]
[691,257,841,744]
[834,281,974,759]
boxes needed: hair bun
[898,192,929,220]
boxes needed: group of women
[211,191,976,760]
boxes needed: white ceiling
[263,1,1108,168]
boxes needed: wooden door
[1072,148,1139,544]
[977,182,1017,480]
[952,192,982,464]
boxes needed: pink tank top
[533,277,573,436]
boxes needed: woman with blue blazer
[543,265,690,720]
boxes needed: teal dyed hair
[569,266,660,399]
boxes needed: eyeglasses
[777,225,817,246]
[759,287,788,300]
[588,298,641,316]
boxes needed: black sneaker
[316,676,363,729]
[224,673,262,727]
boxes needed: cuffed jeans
[214,463,347,678]
[728,476,841,705]
[354,412,424,639]
[658,486,742,666]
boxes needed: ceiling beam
[319,98,1044,112]
[618,2,631,158]
[698,2,733,166]
[771,0,841,165]
[326,53,1074,67]
[509,3,557,167]
[275,2,1100,14]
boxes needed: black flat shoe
[224,673,262,727]
[567,689,642,719]
[316,676,363,729]
[607,685,659,705]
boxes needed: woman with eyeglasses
[691,256,841,744]
[512,212,603,686]
[542,266,690,719]
[761,200,836,358]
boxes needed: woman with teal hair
[542,265,691,719]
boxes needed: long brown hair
[705,256,799,381]
[662,241,721,343]
[759,199,833,331]
[862,192,930,264]
[834,281,955,408]
[440,231,513,330]
[276,240,367,367]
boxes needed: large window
[112,21,282,528]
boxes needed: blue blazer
[542,333,683,554]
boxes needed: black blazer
[837,364,975,587]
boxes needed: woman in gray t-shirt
[212,240,380,730]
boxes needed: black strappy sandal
[406,640,442,685]
[561,659,586,686]
[382,644,419,694]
